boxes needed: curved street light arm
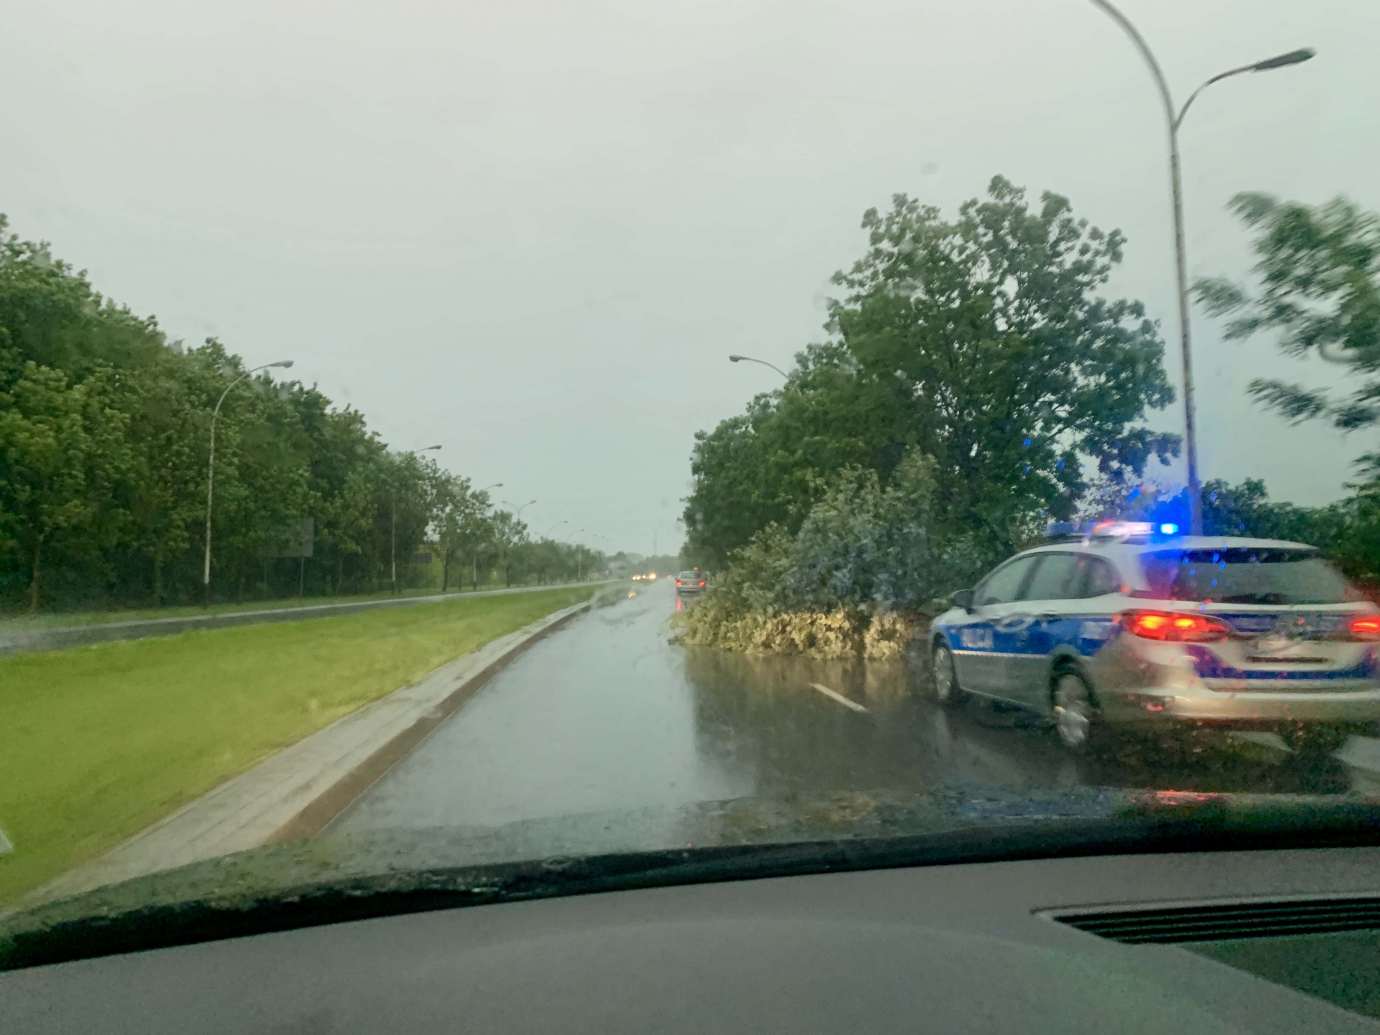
[1176,63,1255,129]
[727,354,790,380]
[203,360,293,598]
[1089,0,1177,130]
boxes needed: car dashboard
[4,845,1380,1032]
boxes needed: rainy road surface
[333,582,1377,838]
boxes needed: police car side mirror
[951,588,975,612]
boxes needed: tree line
[682,177,1380,599]
[0,215,604,613]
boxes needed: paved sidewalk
[28,602,590,905]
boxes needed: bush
[674,449,983,657]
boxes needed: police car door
[999,552,1083,706]
[953,555,1039,695]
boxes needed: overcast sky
[4,0,1376,553]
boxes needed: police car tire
[931,643,963,707]
[1052,669,1103,754]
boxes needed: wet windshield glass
[2,0,1378,935]
[1141,550,1355,604]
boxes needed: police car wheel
[1052,671,1099,753]
[931,643,963,707]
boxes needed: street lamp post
[203,359,294,605]
[540,520,569,540]
[470,483,503,590]
[574,528,588,581]
[497,499,536,587]
[392,444,442,594]
[727,354,790,380]
[1090,0,1314,534]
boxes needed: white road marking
[809,682,869,713]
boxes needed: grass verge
[0,580,579,631]
[0,586,592,904]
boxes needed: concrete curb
[26,600,593,905]
[0,581,613,656]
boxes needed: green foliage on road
[0,215,605,612]
[676,451,966,657]
[684,176,1179,568]
[0,586,591,904]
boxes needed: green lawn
[0,586,593,904]
[0,580,542,631]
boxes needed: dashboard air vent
[1053,897,1380,944]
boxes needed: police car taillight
[1122,610,1231,642]
[1348,615,1380,641]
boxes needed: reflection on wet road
[335,582,1369,837]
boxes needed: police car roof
[1028,535,1317,555]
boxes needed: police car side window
[975,556,1036,606]
[1069,555,1120,598]
[1020,554,1079,601]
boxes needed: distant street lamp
[495,499,536,588]
[501,498,538,521]
[727,354,789,380]
[203,359,294,604]
[469,484,504,590]
[1090,0,1315,534]
[392,444,442,594]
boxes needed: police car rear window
[1139,549,1354,605]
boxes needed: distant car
[675,571,707,594]
[931,522,1380,758]
[630,574,644,582]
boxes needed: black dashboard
[5,845,1379,1032]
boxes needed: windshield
[4,0,1380,947]
[1141,549,1356,604]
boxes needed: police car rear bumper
[1099,683,1380,728]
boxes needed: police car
[930,521,1380,756]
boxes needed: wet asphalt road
[334,582,1374,837]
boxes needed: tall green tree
[0,363,132,609]
[685,176,1179,565]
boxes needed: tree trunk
[26,536,42,613]
[152,549,164,606]
[441,548,451,593]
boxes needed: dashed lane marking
[808,682,869,713]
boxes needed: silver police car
[930,522,1380,756]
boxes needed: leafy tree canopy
[1196,192,1380,477]
[685,175,1179,565]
